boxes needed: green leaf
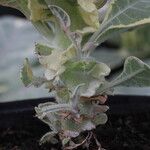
[48,5,71,31]
[95,0,107,9]
[79,101,109,117]
[28,0,52,21]
[21,59,47,87]
[40,131,58,145]
[91,62,110,79]
[62,118,95,138]
[44,0,102,31]
[35,102,61,132]
[21,58,34,87]
[35,43,53,56]
[0,0,18,8]
[35,103,71,117]
[56,87,70,103]
[61,45,77,62]
[0,0,55,41]
[39,50,65,80]
[98,56,150,94]
[93,113,108,126]
[44,0,86,31]
[61,60,96,88]
[62,119,80,132]
[89,0,150,44]
[77,0,100,29]
[111,57,150,87]
[61,60,110,96]
[39,46,77,80]
[62,137,70,146]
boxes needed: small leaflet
[48,5,71,31]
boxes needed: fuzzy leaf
[61,60,110,96]
[90,0,150,44]
[77,0,100,29]
[44,0,86,31]
[39,50,64,80]
[44,0,102,31]
[98,56,150,94]
[62,118,96,138]
[28,0,52,21]
[39,45,76,80]
[0,0,18,8]
[62,137,70,146]
[21,59,47,87]
[36,103,71,117]
[81,120,95,131]
[61,60,96,88]
[70,84,85,114]
[61,45,77,63]
[21,58,34,87]
[111,57,150,87]
[35,43,53,56]
[91,62,111,79]
[93,113,108,125]
[40,131,58,145]
[56,87,70,103]
[62,119,80,134]
[79,101,109,117]
[48,5,71,31]
[35,102,61,132]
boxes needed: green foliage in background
[121,25,150,58]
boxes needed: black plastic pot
[0,96,150,150]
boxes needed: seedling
[1,0,150,149]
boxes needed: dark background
[0,6,25,18]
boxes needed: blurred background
[0,6,50,102]
[0,6,150,103]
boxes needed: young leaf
[44,0,101,31]
[39,50,64,80]
[28,0,52,21]
[61,60,110,97]
[35,102,61,132]
[61,45,77,63]
[71,84,84,113]
[21,58,34,87]
[91,62,111,79]
[39,46,77,80]
[48,5,71,31]
[61,61,96,88]
[77,0,100,29]
[21,59,47,87]
[62,137,70,146]
[35,43,53,56]
[89,0,150,45]
[93,113,108,126]
[40,131,58,145]
[62,118,95,138]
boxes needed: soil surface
[0,112,150,150]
